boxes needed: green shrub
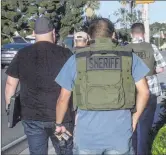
[2,38,10,45]
[149,97,166,155]
[151,125,166,155]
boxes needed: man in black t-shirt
[5,17,73,155]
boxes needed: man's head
[34,17,56,43]
[131,23,145,39]
[74,31,89,47]
[88,18,115,39]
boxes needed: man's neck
[75,45,86,48]
[36,39,54,43]
[75,46,86,49]
[132,36,145,43]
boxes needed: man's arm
[5,52,20,110]
[152,44,166,73]
[5,76,19,108]
[55,55,76,128]
[132,53,150,131]
[132,78,150,131]
[56,88,72,124]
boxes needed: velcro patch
[134,50,149,59]
[87,56,121,71]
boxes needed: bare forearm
[56,88,72,124]
[134,92,149,121]
[5,84,16,105]
[5,76,19,106]
[56,98,69,124]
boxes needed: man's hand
[55,125,72,140]
[156,67,164,74]
[55,125,67,133]
[5,104,10,115]
[132,113,139,132]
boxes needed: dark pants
[132,95,157,155]
[22,120,73,155]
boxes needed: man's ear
[130,33,133,38]
[53,29,55,35]
[53,29,56,42]
[86,39,88,44]
[112,32,115,39]
[33,30,36,37]
[74,40,76,47]
[53,29,56,37]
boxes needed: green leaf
[2,25,11,35]
[39,7,46,14]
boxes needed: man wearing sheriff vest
[55,18,150,154]
[127,23,166,155]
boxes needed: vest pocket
[85,71,125,110]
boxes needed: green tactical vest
[73,38,136,111]
[127,42,155,76]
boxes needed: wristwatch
[55,123,63,127]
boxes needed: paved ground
[1,51,166,154]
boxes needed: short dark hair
[131,23,145,34]
[88,18,115,39]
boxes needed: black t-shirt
[6,41,73,122]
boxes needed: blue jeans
[22,120,73,155]
[73,139,134,155]
[132,95,157,155]
[73,147,134,155]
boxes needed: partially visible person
[74,31,89,48]
[112,31,119,45]
[5,17,73,155]
[55,18,150,155]
[73,31,90,121]
[117,32,129,46]
[127,22,166,155]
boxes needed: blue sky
[96,1,166,24]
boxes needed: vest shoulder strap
[73,46,91,54]
[76,50,132,58]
